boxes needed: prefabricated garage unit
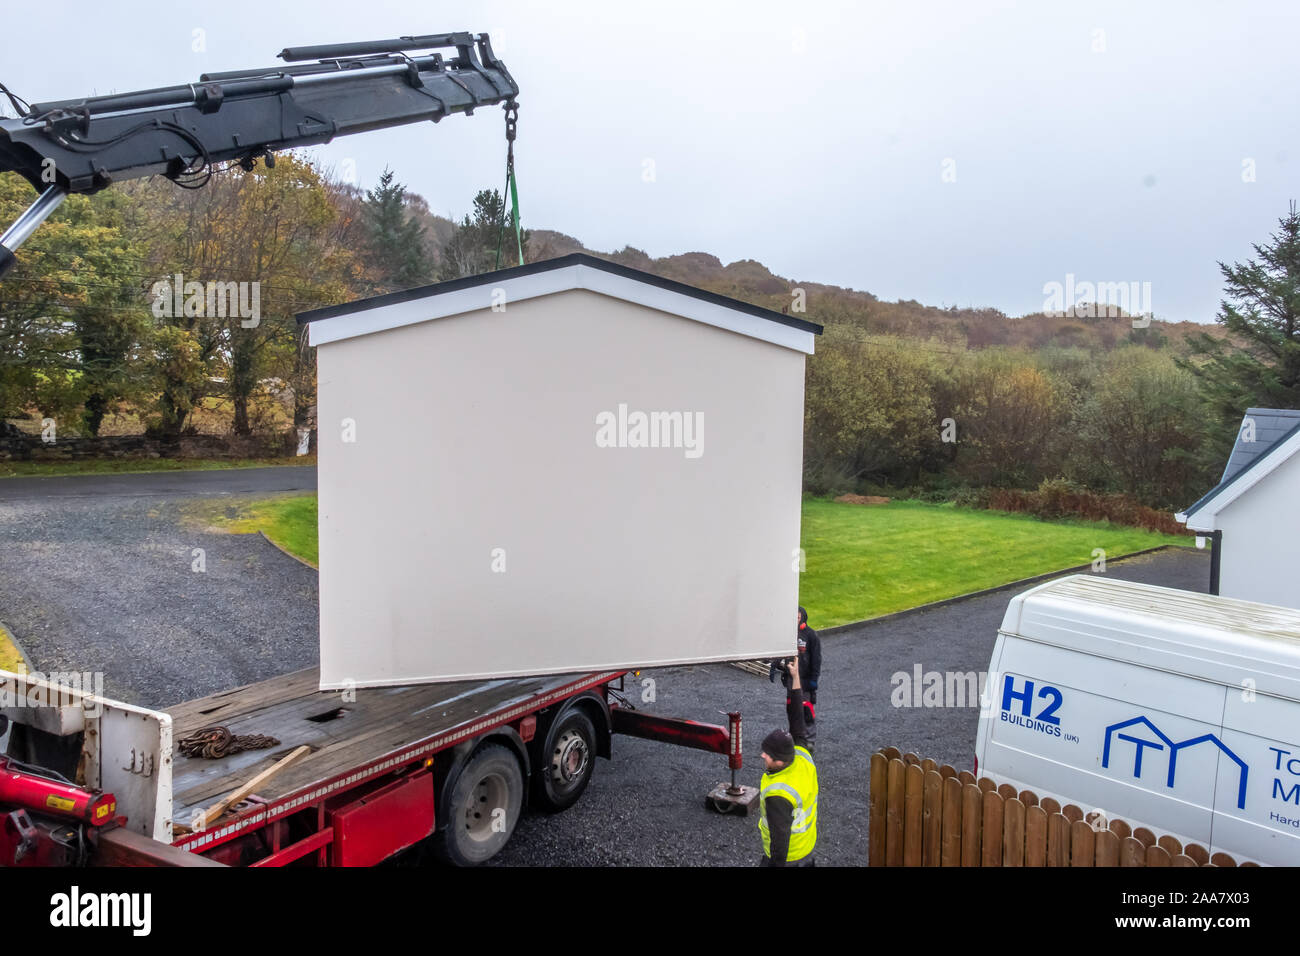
[300,253,822,689]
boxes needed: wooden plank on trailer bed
[166,668,323,727]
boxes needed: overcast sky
[5,0,1298,322]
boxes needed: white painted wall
[315,288,807,687]
[1216,449,1300,609]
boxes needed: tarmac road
[0,465,315,500]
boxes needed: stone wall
[0,430,300,461]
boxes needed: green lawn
[0,623,25,673]
[190,494,320,567]
[202,493,1193,626]
[225,495,320,567]
[800,498,1191,626]
[0,456,314,479]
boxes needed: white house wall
[315,288,806,687]
[1216,449,1300,609]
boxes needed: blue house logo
[1102,716,1248,810]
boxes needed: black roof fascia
[295,252,824,335]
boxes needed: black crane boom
[0,32,517,277]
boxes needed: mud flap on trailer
[332,770,435,867]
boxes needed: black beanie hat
[798,606,808,625]
[762,728,795,764]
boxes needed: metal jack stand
[609,703,758,814]
[706,711,759,815]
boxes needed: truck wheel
[533,708,596,812]
[434,744,523,866]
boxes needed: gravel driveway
[0,467,318,707]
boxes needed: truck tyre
[434,743,524,866]
[533,708,596,812]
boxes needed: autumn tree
[136,156,359,438]
[1073,349,1209,507]
[223,158,358,436]
[129,172,235,438]
[0,172,146,433]
[951,351,1068,487]
[803,330,940,488]
[71,188,151,434]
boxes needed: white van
[974,574,1300,866]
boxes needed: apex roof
[1177,408,1300,530]
[298,253,823,353]
[1220,408,1300,484]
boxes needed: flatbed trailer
[0,666,746,867]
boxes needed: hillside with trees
[3,155,1287,520]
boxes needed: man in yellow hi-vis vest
[758,645,818,866]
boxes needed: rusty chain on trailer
[176,725,281,760]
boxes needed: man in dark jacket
[796,606,821,707]
[758,655,818,866]
[772,607,821,742]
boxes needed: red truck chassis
[1,668,745,867]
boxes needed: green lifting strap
[509,166,523,266]
[496,101,524,270]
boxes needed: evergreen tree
[361,168,432,293]
[1184,202,1300,452]
[438,187,528,281]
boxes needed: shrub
[951,486,991,509]
[978,484,1189,535]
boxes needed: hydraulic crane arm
[0,32,517,277]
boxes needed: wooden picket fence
[868,748,1258,867]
